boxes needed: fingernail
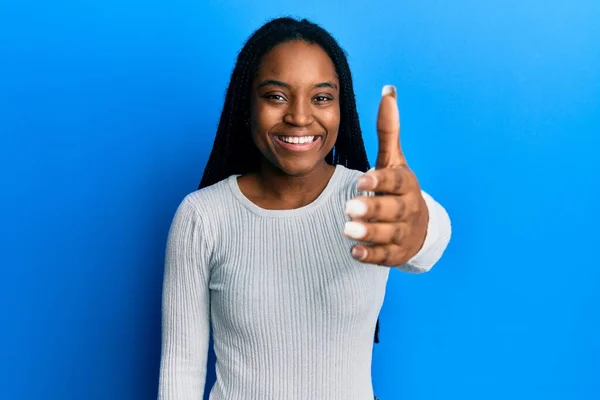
[352,246,367,260]
[381,85,397,99]
[344,221,367,240]
[345,199,367,217]
[357,174,377,190]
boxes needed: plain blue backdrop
[1,0,599,399]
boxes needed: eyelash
[263,94,333,103]
[265,94,286,101]
[313,96,333,103]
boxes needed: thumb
[376,85,407,169]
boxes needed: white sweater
[158,164,452,399]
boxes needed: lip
[273,135,323,152]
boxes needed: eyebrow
[257,79,338,90]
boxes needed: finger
[344,194,422,222]
[343,220,409,245]
[351,243,409,266]
[376,85,407,169]
[356,165,416,194]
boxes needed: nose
[283,98,314,127]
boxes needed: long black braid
[198,17,381,343]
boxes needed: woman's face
[250,40,340,176]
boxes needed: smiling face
[250,40,340,176]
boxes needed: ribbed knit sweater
[158,164,451,399]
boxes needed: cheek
[324,111,340,130]
[252,103,282,131]
[322,106,340,144]
[250,104,273,147]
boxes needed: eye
[263,93,287,102]
[313,95,334,103]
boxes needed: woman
[158,17,451,400]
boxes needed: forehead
[256,40,338,86]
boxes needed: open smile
[274,135,323,152]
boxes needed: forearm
[158,304,210,399]
[397,191,452,273]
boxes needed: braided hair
[198,17,380,343]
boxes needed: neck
[240,160,336,210]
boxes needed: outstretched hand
[343,85,429,266]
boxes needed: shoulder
[333,164,370,200]
[172,175,237,226]
[335,164,365,180]
[167,176,238,250]
[185,176,234,209]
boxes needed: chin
[272,158,326,177]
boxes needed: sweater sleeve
[396,190,452,273]
[158,195,212,400]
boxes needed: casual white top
[158,164,452,400]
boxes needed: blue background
[1,0,599,399]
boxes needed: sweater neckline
[227,164,343,218]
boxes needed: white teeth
[280,136,315,144]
